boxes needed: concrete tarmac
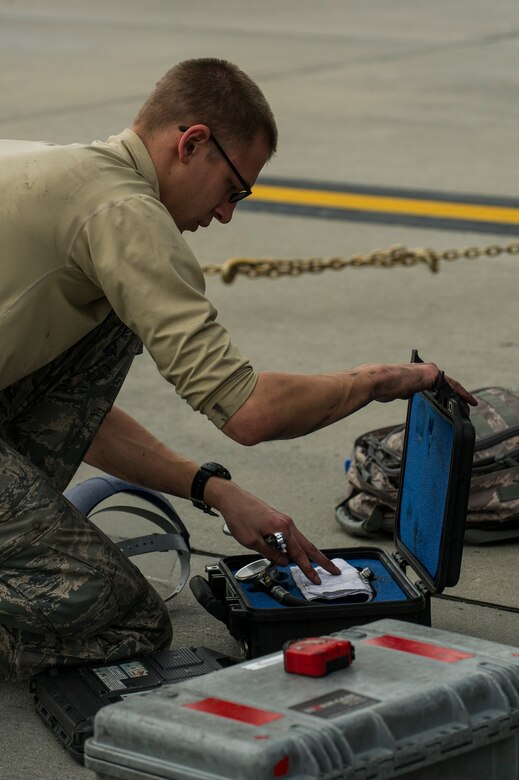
[0,2,518,777]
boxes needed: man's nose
[212,200,237,224]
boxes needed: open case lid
[394,353,475,594]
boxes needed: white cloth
[291,558,373,602]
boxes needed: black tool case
[193,379,475,658]
[30,646,237,764]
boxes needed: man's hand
[204,479,341,585]
[365,362,478,406]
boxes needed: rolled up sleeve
[69,194,257,427]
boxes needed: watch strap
[191,462,231,515]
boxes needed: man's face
[159,126,270,233]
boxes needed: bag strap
[335,499,389,537]
[465,526,519,544]
[64,476,191,600]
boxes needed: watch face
[202,462,231,480]
[234,558,272,581]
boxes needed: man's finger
[292,529,342,576]
[289,547,322,584]
[444,375,478,406]
[256,529,342,586]
[288,534,344,584]
[255,539,290,569]
[307,547,342,576]
[261,530,321,584]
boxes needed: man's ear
[178,124,211,164]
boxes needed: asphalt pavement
[0,2,518,778]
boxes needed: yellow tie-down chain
[202,242,519,283]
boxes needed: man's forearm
[222,369,368,445]
[84,406,262,513]
[85,406,198,499]
[222,361,475,445]
[83,406,274,518]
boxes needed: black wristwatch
[191,462,231,516]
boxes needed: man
[0,58,476,680]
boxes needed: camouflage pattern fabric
[338,387,519,539]
[0,312,172,681]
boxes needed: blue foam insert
[230,556,409,610]
[398,394,453,582]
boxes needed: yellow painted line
[252,184,519,225]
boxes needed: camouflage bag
[335,387,519,544]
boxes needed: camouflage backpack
[335,387,519,544]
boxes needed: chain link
[201,242,519,283]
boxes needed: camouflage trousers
[0,312,172,681]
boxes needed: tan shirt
[0,129,257,427]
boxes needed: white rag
[291,558,373,602]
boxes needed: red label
[364,634,475,663]
[273,756,290,776]
[184,697,284,726]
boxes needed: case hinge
[415,579,431,597]
[392,552,407,572]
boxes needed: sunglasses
[179,126,252,203]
